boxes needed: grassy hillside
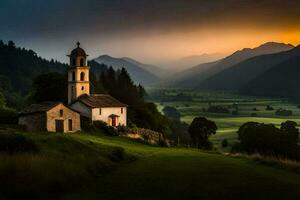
[1,130,300,199]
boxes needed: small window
[99,108,101,115]
[68,119,72,131]
[80,72,85,81]
[81,86,84,90]
[121,108,123,114]
[72,71,75,81]
[72,59,76,66]
[80,58,84,66]
[59,109,63,117]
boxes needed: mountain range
[198,45,300,91]
[172,42,295,88]
[94,55,165,86]
[240,48,300,99]
[166,53,224,72]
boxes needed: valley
[148,87,300,151]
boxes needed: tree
[188,117,217,149]
[236,121,300,159]
[31,72,67,103]
[280,120,299,143]
[163,106,181,121]
[0,92,5,108]
[7,40,15,48]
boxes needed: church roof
[75,94,127,108]
[69,42,87,57]
[19,102,79,115]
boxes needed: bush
[83,121,119,136]
[251,113,258,117]
[275,108,292,116]
[0,108,18,124]
[162,106,181,121]
[221,139,228,148]
[207,105,229,114]
[266,105,274,111]
[231,110,238,115]
[0,133,38,154]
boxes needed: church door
[112,116,117,126]
[55,120,64,132]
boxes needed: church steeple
[67,42,90,104]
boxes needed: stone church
[19,42,127,132]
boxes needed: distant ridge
[197,44,300,91]
[94,55,160,86]
[240,45,300,100]
[172,42,295,88]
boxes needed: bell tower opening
[80,72,85,81]
[67,42,90,104]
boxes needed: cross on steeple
[76,41,80,47]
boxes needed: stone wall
[118,127,164,145]
[18,113,46,132]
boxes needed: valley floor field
[148,87,300,150]
[1,131,300,199]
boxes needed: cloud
[1,0,299,63]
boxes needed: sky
[1,0,300,65]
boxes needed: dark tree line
[234,121,300,160]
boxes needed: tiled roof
[76,94,127,108]
[19,102,79,115]
[19,102,60,115]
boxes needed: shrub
[221,139,228,148]
[251,113,258,117]
[0,133,38,154]
[207,105,229,114]
[83,121,119,136]
[266,105,274,111]
[275,108,292,116]
[0,108,18,124]
[93,121,119,136]
[162,106,181,121]
[231,110,238,115]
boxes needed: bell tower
[67,42,90,104]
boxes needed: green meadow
[148,87,300,150]
[1,131,300,199]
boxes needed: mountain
[164,61,220,87]
[94,55,159,86]
[0,41,66,94]
[173,42,295,88]
[122,57,169,78]
[197,45,300,91]
[168,53,224,71]
[240,47,300,100]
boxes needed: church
[19,43,127,132]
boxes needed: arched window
[72,71,75,81]
[72,59,76,66]
[81,86,84,90]
[80,72,85,81]
[80,58,84,66]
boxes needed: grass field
[1,131,300,199]
[147,87,300,150]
